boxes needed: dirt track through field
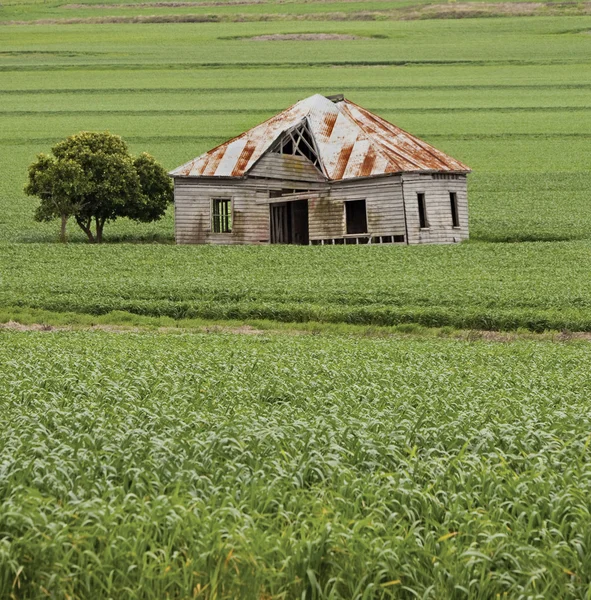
[0,320,268,335]
[5,2,591,25]
[3,320,591,343]
[248,33,364,40]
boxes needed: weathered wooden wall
[249,154,326,183]
[401,174,469,244]
[309,176,405,241]
[174,163,469,245]
[174,178,269,245]
[175,152,328,244]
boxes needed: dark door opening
[270,200,309,245]
[345,199,368,235]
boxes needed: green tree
[25,131,173,243]
[127,153,175,223]
[24,155,90,243]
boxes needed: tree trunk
[60,213,68,243]
[75,216,95,243]
[95,216,104,244]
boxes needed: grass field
[4,241,591,332]
[2,3,591,598]
[1,15,591,330]
[2,330,591,599]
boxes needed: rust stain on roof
[332,142,354,181]
[202,145,226,176]
[321,112,338,139]
[359,146,376,177]
[170,94,471,180]
[231,139,257,177]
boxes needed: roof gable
[170,94,470,180]
[267,118,324,174]
[248,153,326,183]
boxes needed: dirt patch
[63,1,265,7]
[0,320,269,336]
[2,11,384,24]
[399,1,591,19]
[7,2,591,25]
[1,321,54,332]
[62,0,421,8]
[248,33,364,40]
[405,2,543,18]
[3,320,591,343]
[458,329,591,343]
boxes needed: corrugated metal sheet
[170,94,470,180]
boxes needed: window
[449,192,460,228]
[345,200,368,235]
[212,198,232,233]
[417,193,428,229]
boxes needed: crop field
[1,330,591,598]
[5,241,591,332]
[2,2,591,598]
[1,15,591,330]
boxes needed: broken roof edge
[242,115,329,181]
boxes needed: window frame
[211,197,233,234]
[449,191,460,228]
[344,198,369,236]
[417,192,429,229]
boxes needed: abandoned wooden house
[169,94,470,245]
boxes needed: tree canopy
[25,131,173,243]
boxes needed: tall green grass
[1,330,591,598]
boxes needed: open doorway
[270,200,309,245]
[345,199,368,235]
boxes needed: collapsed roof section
[170,94,470,180]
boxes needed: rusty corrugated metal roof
[170,94,470,180]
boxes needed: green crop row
[1,330,591,598]
[3,241,591,332]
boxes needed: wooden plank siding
[175,152,328,245]
[249,153,326,183]
[401,174,468,244]
[174,178,270,245]
[319,177,406,241]
[174,161,468,245]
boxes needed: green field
[2,330,591,598]
[4,241,591,332]
[2,2,591,598]
[1,15,591,330]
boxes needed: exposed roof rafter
[269,118,324,174]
